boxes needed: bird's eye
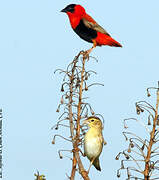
[91,119,94,122]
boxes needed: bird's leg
[86,41,97,54]
[87,157,96,174]
[85,40,97,59]
[86,46,95,54]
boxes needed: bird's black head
[61,4,76,13]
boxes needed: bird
[61,4,122,54]
[82,116,105,172]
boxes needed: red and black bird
[61,4,122,53]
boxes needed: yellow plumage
[82,116,105,171]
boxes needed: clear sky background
[0,0,159,179]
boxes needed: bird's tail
[93,158,101,171]
[96,33,122,47]
[105,36,122,47]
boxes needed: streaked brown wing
[97,132,104,145]
[82,17,110,36]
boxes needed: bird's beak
[82,120,89,126]
[61,8,67,13]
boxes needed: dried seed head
[124,124,128,129]
[124,153,129,159]
[77,77,80,84]
[52,140,55,144]
[115,155,119,160]
[127,147,131,153]
[61,85,64,92]
[141,144,145,151]
[147,92,151,97]
[121,161,124,169]
[117,170,120,178]
[56,108,60,113]
[125,136,128,141]
[136,106,141,115]
[85,86,88,91]
[148,117,151,125]
[140,108,144,112]
[91,110,95,115]
[61,97,64,104]
[130,142,134,148]
[127,170,131,178]
[136,105,144,115]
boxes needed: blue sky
[0,0,159,179]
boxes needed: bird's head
[82,116,103,129]
[61,4,86,16]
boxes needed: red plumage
[61,4,122,53]
[95,32,122,47]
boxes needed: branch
[74,53,90,180]
[144,88,159,179]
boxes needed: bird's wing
[98,132,104,145]
[82,14,110,36]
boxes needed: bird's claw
[81,51,90,60]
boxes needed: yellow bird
[82,116,105,172]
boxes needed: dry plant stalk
[116,82,159,180]
[52,51,103,180]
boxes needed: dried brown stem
[68,52,90,180]
[76,54,86,138]
[74,54,90,180]
[144,89,159,179]
[68,53,79,180]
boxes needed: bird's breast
[67,14,81,29]
[84,129,103,160]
